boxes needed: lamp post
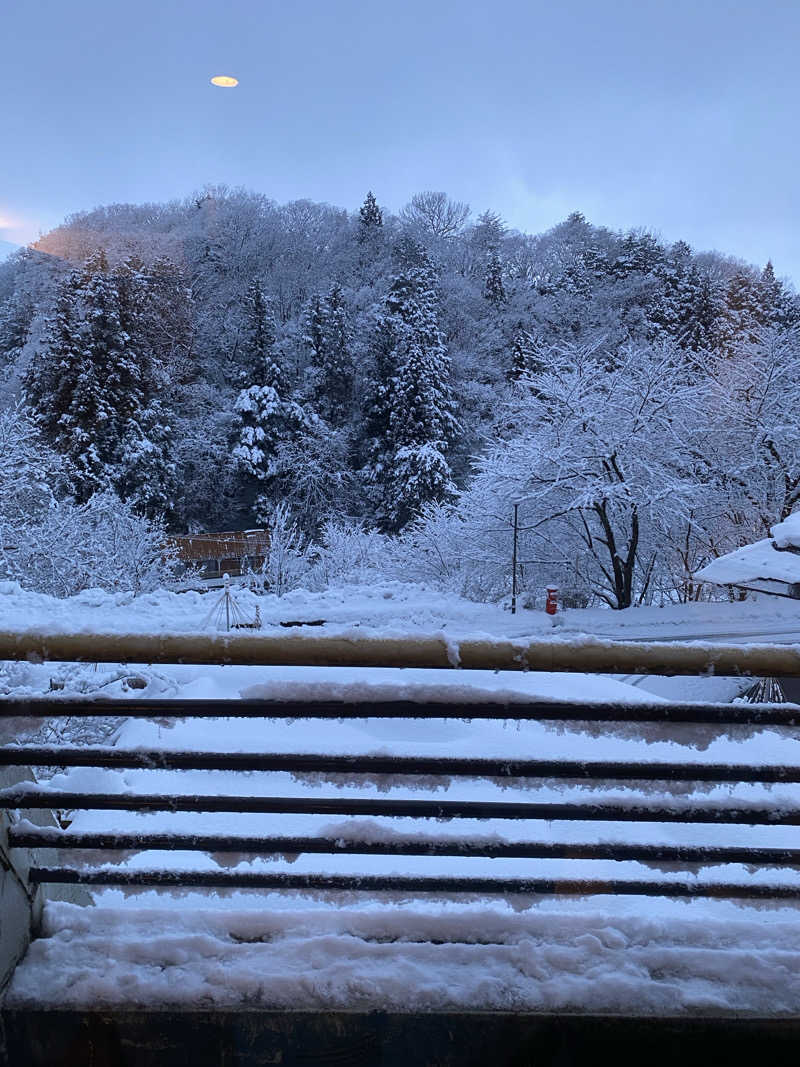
[511,502,519,615]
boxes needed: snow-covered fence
[5,640,800,1062]
[3,690,800,901]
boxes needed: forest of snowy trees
[1,186,798,606]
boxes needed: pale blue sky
[3,0,798,281]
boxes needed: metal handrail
[3,657,800,901]
[2,629,800,675]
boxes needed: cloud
[0,208,43,246]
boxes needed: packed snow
[9,902,800,1015]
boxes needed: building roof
[167,530,270,563]
[694,512,800,598]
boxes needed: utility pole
[511,502,519,615]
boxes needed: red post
[545,585,559,615]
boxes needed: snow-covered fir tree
[303,283,353,423]
[682,268,722,352]
[358,191,383,242]
[139,256,195,383]
[0,289,33,367]
[365,239,460,531]
[759,261,799,330]
[508,328,541,382]
[720,270,765,354]
[23,250,173,514]
[483,249,506,307]
[24,251,121,501]
[235,281,278,384]
[234,297,314,522]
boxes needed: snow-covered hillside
[0,238,20,261]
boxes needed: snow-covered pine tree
[609,230,664,280]
[472,210,506,255]
[24,250,173,514]
[109,256,176,518]
[24,251,124,501]
[759,261,800,330]
[508,328,540,382]
[113,256,158,409]
[483,249,506,307]
[234,297,314,521]
[115,405,176,519]
[302,292,325,374]
[720,270,764,355]
[358,191,383,240]
[0,289,33,367]
[650,240,693,339]
[235,281,278,384]
[303,283,354,423]
[22,268,80,441]
[134,256,195,386]
[465,210,506,278]
[365,240,460,531]
[682,268,721,352]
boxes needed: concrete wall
[0,766,92,1003]
[0,767,44,1000]
[5,1008,800,1067]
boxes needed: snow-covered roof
[695,511,800,595]
[771,511,800,550]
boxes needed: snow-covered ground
[4,579,800,1013]
[2,576,799,646]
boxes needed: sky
[2,0,799,282]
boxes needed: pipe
[1,630,800,676]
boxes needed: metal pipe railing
[2,789,799,825]
[4,745,800,783]
[2,629,800,676]
[25,868,800,901]
[3,652,800,903]
[1,696,800,725]
[12,828,800,868]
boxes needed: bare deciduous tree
[400,192,470,239]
